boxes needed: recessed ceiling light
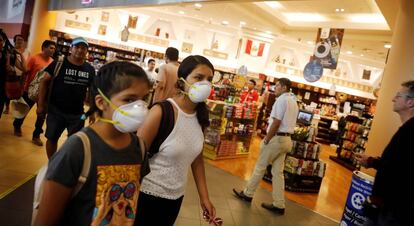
[307,41,314,45]
[346,51,353,55]
[341,8,345,12]
[335,8,345,12]
[221,20,229,25]
[265,1,282,9]
[194,3,202,8]
[384,44,392,49]
[240,21,247,26]
[360,54,364,57]
[253,27,257,30]
[178,11,185,15]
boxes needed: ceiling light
[335,8,345,12]
[307,41,314,45]
[283,13,327,22]
[221,20,229,25]
[178,11,185,15]
[240,21,246,26]
[346,51,353,55]
[360,54,364,57]
[384,44,392,49]
[265,1,282,9]
[266,31,272,34]
[349,14,387,23]
[341,9,345,12]
[194,3,202,8]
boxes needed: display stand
[203,100,257,160]
[330,115,372,171]
[263,112,326,193]
[315,116,337,144]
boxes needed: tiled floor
[0,163,337,226]
[0,109,341,225]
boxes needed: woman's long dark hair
[177,55,214,130]
[85,61,150,118]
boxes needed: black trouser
[135,192,184,226]
[0,82,5,119]
[13,92,45,138]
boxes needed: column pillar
[365,0,414,174]
[27,0,57,54]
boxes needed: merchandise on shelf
[330,115,372,170]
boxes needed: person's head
[392,81,414,114]
[147,59,156,71]
[70,37,89,61]
[13,34,25,49]
[275,77,292,97]
[41,40,56,58]
[165,47,179,63]
[89,61,151,133]
[247,79,256,91]
[177,55,214,129]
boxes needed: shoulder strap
[138,136,146,160]
[72,131,91,197]
[148,100,175,158]
[46,56,64,104]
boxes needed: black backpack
[148,100,175,158]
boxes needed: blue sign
[303,60,323,82]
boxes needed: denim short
[45,105,85,142]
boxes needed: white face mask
[181,78,212,103]
[98,89,148,133]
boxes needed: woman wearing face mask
[35,61,151,226]
[135,55,216,226]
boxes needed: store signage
[65,19,91,31]
[203,49,228,60]
[128,33,169,47]
[303,60,323,82]
[245,39,265,57]
[313,28,344,69]
[81,0,93,5]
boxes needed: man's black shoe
[261,203,285,215]
[232,189,252,202]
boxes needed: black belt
[276,132,291,136]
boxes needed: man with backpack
[12,40,56,146]
[37,37,95,158]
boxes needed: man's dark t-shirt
[45,57,95,114]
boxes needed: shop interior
[0,0,397,224]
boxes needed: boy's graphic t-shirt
[44,57,95,114]
[46,127,150,226]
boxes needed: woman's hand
[201,198,216,223]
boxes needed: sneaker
[261,203,285,215]
[32,137,43,146]
[14,128,22,137]
[232,189,252,202]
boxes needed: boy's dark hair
[13,34,24,43]
[148,59,155,64]
[41,40,56,50]
[402,80,414,98]
[278,77,292,90]
[87,61,150,117]
[177,55,214,130]
[165,47,179,61]
[249,79,256,86]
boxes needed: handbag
[5,53,23,100]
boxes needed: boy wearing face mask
[34,61,151,226]
[135,55,216,226]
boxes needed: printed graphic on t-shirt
[63,68,90,86]
[92,165,141,226]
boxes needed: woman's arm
[191,153,216,220]
[137,105,162,149]
[34,180,73,226]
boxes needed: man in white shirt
[233,78,299,215]
[145,58,157,84]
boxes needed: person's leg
[135,192,183,226]
[243,139,277,197]
[44,111,66,159]
[270,136,292,209]
[0,90,5,119]
[3,97,10,114]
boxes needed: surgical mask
[97,88,148,133]
[180,78,212,103]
